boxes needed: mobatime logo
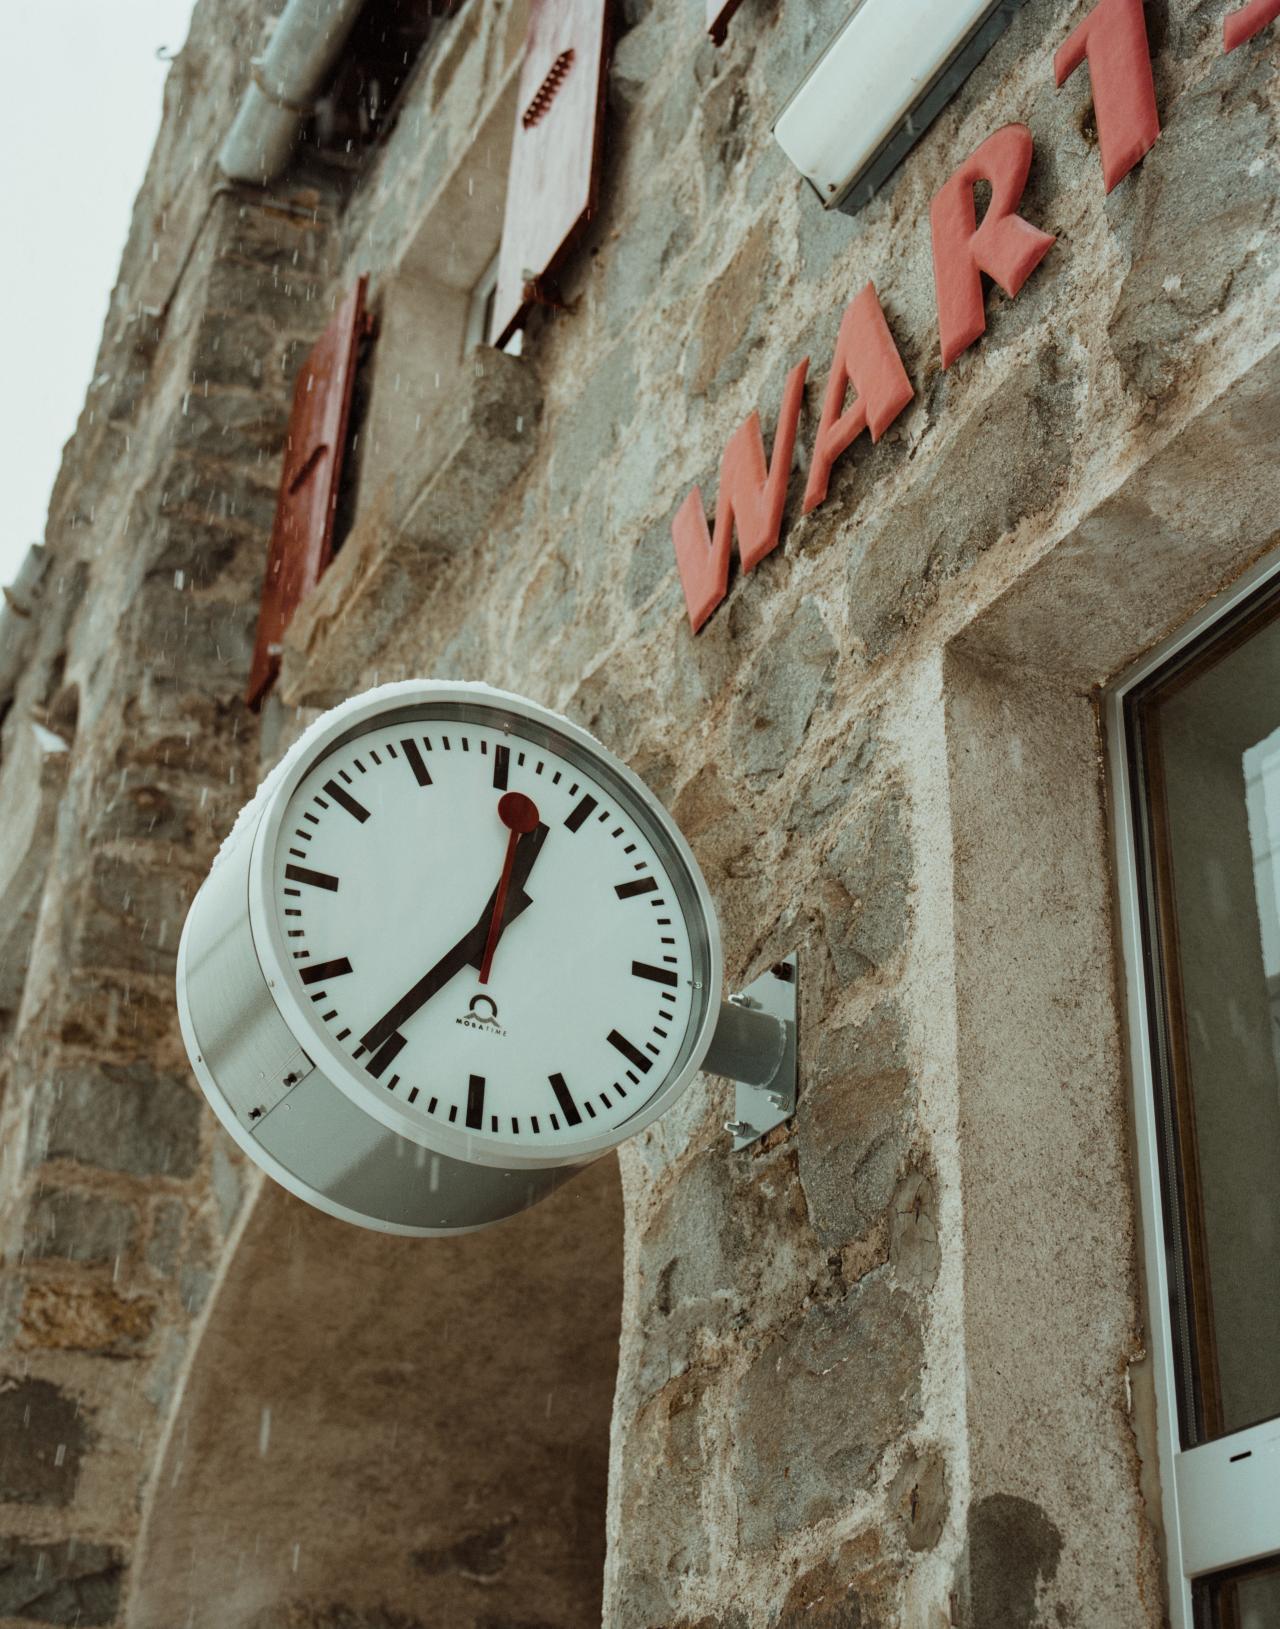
[456,993,507,1037]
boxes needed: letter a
[803,283,914,515]
[672,360,809,633]
[1055,0,1160,193]
[1224,0,1280,51]
[931,124,1057,370]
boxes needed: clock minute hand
[357,820,549,1054]
[358,922,486,1055]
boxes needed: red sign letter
[930,125,1056,370]
[1054,0,1160,194]
[672,360,809,633]
[803,283,913,515]
[1224,0,1280,50]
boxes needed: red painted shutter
[707,0,748,45]
[246,277,369,709]
[491,0,611,347]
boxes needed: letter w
[671,360,809,634]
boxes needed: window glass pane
[1134,597,1280,1443]
[1194,1557,1280,1628]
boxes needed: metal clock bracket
[703,955,798,1151]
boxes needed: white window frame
[1108,549,1280,1628]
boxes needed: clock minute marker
[401,738,432,786]
[549,1073,582,1127]
[285,863,340,892]
[324,780,371,823]
[632,961,678,988]
[608,1030,654,1074]
[565,794,597,832]
[615,876,657,900]
[299,957,353,986]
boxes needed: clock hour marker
[615,876,657,900]
[632,960,678,988]
[565,794,597,832]
[299,957,353,986]
[324,780,370,823]
[493,744,509,789]
[466,1075,486,1131]
[285,863,340,892]
[401,738,432,786]
[549,1072,582,1127]
[607,1030,653,1074]
[366,1032,407,1079]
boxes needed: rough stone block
[0,1536,124,1625]
[635,1145,820,1398]
[189,312,276,393]
[19,1278,155,1356]
[846,351,1075,664]
[889,1444,948,1553]
[204,254,326,332]
[88,781,192,846]
[158,451,279,536]
[770,1531,897,1628]
[122,583,257,693]
[798,1002,913,1249]
[25,1188,135,1266]
[545,347,636,520]
[1108,54,1277,403]
[611,1368,715,1627]
[30,1060,202,1179]
[77,852,197,977]
[728,598,837,779]
[736,1276,923,1545]
[818,794,912,985]
[890,1170,940,1294]
[169,387,287,463]
[0,1376,90,1505]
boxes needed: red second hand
[478,791,540,984]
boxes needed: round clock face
[249,693,720,1169]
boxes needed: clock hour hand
[358,820,549,1053]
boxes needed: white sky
[0,0,199,590]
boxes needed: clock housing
[177,681,724,1235]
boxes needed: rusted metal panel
[707,0,750,45]
[490,0,611,347]
[246,276,369,709]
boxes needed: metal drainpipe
[218,0,370,185]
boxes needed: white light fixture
[773,0,1031,213]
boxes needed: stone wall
[0,0,1277,1625]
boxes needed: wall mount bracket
[702,955,798,1150]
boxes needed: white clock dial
[257,702,715,1162]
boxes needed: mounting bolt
[724,1120,756,1140]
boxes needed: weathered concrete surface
[128,1158,622,1629]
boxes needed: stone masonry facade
[0,0,1277,1625]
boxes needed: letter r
[930,125,1056,370]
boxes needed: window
[1111,562,1280,1629]
[345,21,526,510]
